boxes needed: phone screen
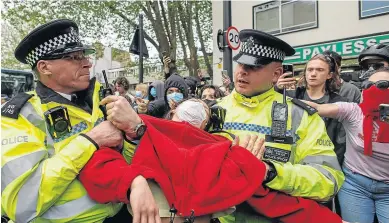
[282,64,294,77]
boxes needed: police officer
[215,30,345,223]
[359,43,389,80]
[1,19,159,223]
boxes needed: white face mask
[175,100,207,128]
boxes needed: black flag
[130,28,149,58]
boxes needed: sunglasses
[241,64,263,71]
[361,80,389,89]
[361,63,386,72]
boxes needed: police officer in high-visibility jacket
[1,19,159,223]
[216,30,345,223]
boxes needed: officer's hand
[130,176,161,223]
[100,95,142,136]
[86,121,123,148]
[240,135,266,160]
[276,73,296,89]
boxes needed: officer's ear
[36,60,53,78]
[272,64,283,83]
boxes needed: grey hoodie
[148,80,165,101]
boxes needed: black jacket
[276,86,349,165]
[147,74,189,118]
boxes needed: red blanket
[79,115,341,222]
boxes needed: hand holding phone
[277,64,296,89]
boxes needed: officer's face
[234,62,282,96]
[305,59,332,88]
[38,51,92,94]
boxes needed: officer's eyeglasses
[361,80,389,89]
[61,53,91,62]
[241,64,263,71]
[361,63,385,72]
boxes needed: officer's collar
[35,77,96,112]
[232,88,276,108]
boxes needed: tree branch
[159,1,171,45]
[107,4,159,51]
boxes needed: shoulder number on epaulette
[1,93,33,119]
[291,98,317,115]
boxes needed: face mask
[359,66,375,81]
[135,91,142,98]
[167,92,184,104]
[203,99,216,108]
[150,87,157,98]
[359,85,389,156]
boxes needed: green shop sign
[284,33,389,64]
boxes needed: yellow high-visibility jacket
[217,89,344,223]
[1,78,135,223]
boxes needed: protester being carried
[80,96,347,223]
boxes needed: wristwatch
[263,161,277,184]
[127,121,147,140]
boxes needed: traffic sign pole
[223,0,233,88]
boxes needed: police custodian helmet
[233,29,295,67]
[14,19,95,68]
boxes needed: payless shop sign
[284,33,389,64]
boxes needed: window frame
[252,0,319,36]
[359,0,389,19]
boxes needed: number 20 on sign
[226,26,240,50]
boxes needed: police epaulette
[291,98,317,115]
[1,93,34,119]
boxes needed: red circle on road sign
[226,26,241,50]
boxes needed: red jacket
[79,115,341,222]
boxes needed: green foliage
[1,0,213,75]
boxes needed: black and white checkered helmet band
[241,41,286,61]
[25,32,81,66]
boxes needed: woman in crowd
[148,80,165,102]
[304,68,389,223]
[115,76,134,104]
[276,54,349,166]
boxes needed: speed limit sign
[226,26,240,50]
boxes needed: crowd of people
[1,18,389,223]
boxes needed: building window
[360,0,389,18]
[253,0,318,35]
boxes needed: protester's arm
[266,112,345,201]
[247,186,342,223]
[302,100,340,118]
[79,148,160,223]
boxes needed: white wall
[212,0,389,83]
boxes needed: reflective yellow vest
[217,89,345,223]
[1,79,135,222]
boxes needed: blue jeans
[338,166,389,223]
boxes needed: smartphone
[379,104,389,123]
[282,64,294,77]
[221,70,228,79]
[162,51,168,57]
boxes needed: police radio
[265,68,294,144]
[44,106,72,139]
[99,70,113,119]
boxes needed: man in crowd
[359,43,389,81]
[1,19,159,223]
[322,50,361,103]
[215,29,344,222]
